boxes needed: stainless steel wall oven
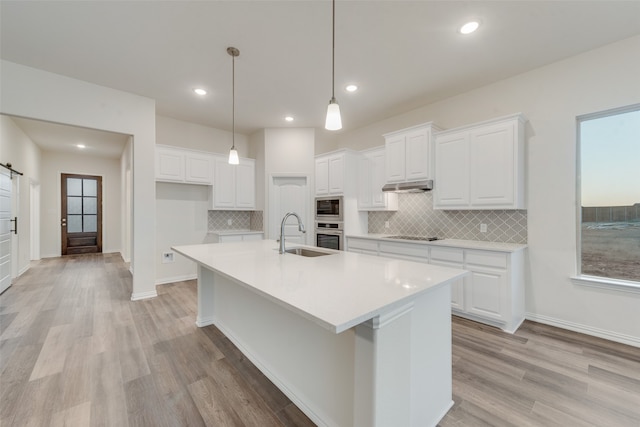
[315,221,343,251]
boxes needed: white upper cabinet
[156,145,213,185]
[210,156,256,210]
[185,152,215,184]
[358,147,398,211]
[434,113,526,210]
[433,130,470,208]
[384,122,440,183]
[315,150,355,196]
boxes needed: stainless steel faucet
[279,212,306,254]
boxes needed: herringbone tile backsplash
[368,193,527,243]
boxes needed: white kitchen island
[172,239,468,427]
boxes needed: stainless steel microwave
[315,196,343,221]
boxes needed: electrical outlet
[385,221,390,229]
[227,219,233,226]
[480,224,487,233]
[162,251,174,263]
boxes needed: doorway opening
[61,173,103,255]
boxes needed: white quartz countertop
[347,234,527,253]
[172,240,467,334]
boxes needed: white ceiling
[2,1,640,148]
[8,117,130,159]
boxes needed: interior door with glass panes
[61,174,102,255]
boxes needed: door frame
[60,173,103,255]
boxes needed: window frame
[573,103,640,294]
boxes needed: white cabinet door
[315,157,329,195]
[466,266,508,322]
[358,149,397,211]
[156,147,185,182]
[213,158,236,208]
[185,152,213,184]
[465,250,508,322]
[328,155,344,194]
[370,149,394,208]
[434,131,469,208]
[469,122,516,207]
[431,259,466,311]
[357,155,373,208]
[384,135,406,183]
[430,247,465,311]
[405,127,430,181]
[235,159,255,209]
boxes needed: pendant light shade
[228,148,239,165]
[325,97,342,130]
[227,46,240,165]
[325,0,342,131]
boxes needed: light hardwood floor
[1,254,639,426]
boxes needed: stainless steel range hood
[382,180,433,193]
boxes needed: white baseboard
[525,312,640,348]
[130,290,158,301]
[155,274,197,286]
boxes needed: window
[577,104,640,286]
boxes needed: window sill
[571,275,640,294]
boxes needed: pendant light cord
[331,0,335,100]
[231,52,235,149]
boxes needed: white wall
[333,35,640,345]
[155,182,210,284]
[251,128,315,240]
[0,115,42,274]
[156,115,249,156]
[1,60,157,300]
[120,137,133,263]
[39,150,121,258]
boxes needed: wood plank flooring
[1,253,639,426]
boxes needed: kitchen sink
[284,247,334,257]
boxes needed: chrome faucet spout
[279,212,306,254]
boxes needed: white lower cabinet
[209,232,263,243]
[346,236,525,333]
[378,241,428,263]
[430,247,465,312]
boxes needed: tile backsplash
[368,193,527,244]
[208,210,263,231]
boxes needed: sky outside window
[580,108,640,207]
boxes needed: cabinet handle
[10,217,17,234]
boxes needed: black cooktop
[383,235,440,241]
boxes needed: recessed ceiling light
[285,116,294,122]
[459,21,480,35]
[193,88,207,96]
[345,84,358,92]
[76,144,86,149]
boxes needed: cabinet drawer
[466,251,507,269]
[430,247,464,263]
[379,242,428,259]
[347,238,379,252]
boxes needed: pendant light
[325,0,342,131]
[227,46,240,165]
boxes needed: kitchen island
[172,239,468,427]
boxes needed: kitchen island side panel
[209,269,356,427]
